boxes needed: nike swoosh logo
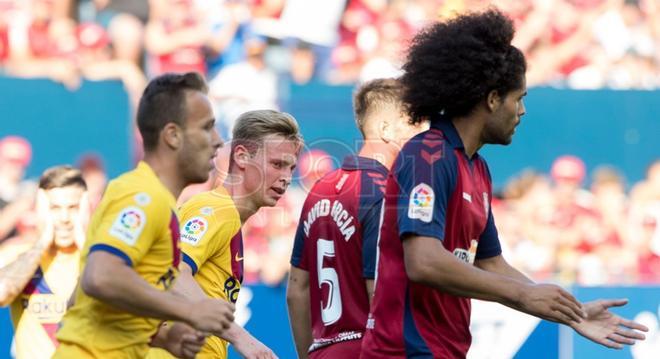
[235,252,243,262]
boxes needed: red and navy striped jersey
[291,156,388,354]
[361,120,502,359]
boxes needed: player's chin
[191,169,211,184]
[263,193,281,206]
[54,236,75,248]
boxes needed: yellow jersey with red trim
[10,249,80,359]
[53,161,181,358]
[146,187,243,359]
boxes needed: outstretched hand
[571,298,648,349]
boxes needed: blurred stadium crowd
[1,135,659,287]
[1,0,659,286]
[1,0,660,115]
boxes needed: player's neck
[223,174,259,223]
[358,141,398,169]
[142,152,186,199]
[451,116,485,158]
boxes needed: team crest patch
[109,207,146,245]
[181,217,208,246]
[408,183,434,223]
[134,192,151,206]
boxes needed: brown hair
[353,78,406,137]
[39,165,87,190]
[136,72,209,152]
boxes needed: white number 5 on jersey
[317,239,343,325]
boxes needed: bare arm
[366,279,374,305]
[286,266,311,359]
[165,263,274,358]
[81,251,233,335]
[475,254,534,284]
[0,240,49,306]
[82,251,194,321]
[403,235,585,325]
[474,248,648,348]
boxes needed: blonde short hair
[231,110,303,156]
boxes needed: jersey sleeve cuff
[363,270,375,279]
[89,244,133,266]
[475,247,502,260]
[399,229,444,242]
[182,253,199,275]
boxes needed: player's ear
[162,122,183,150]
[379,120,392,144]
[232,144,250,170]
[486,90,501,113]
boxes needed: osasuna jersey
[361,120,502,359]
[291,156,387,354]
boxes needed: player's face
[244,135,300,208]
[46,186,84,248]
[179,91,223,184]
[483,81,527,145]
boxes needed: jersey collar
[430,119,464,149]
[341,155,389,176]
[135,161,177,206]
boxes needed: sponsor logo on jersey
[180,216,208,246]
[408,183,434,223]
[109,207,146,245]
[453,239,479,264]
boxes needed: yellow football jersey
[146,187,243,359]
[54,162,181,358]
[10,249,80,359]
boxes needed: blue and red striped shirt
[361,120,502,358]
[291,156,388,355]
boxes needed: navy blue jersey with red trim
[361,120,502,359]
[291,156,388,354]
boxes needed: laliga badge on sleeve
[408,183,434,223]
[181,216,209,246]
[109,206,147,246]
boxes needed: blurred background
[1,0,659,358]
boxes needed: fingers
[559,289,582,309]
[598,338,624,350]
[182,332,206,346]
[614,326,646,341]
[555,296,585,324]
[620,318,649,333]
[559,290,587,319]
[598,298,628,309]
[181,346,200,359]
[607,333,636,346]
[546,309,575,326]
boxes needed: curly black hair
[401,9,526,124]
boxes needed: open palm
[571,299,648,349]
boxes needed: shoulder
[99,180,173,230]
[181,191,240,234]
[394,129,457,176]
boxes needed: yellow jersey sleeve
[179,207,220,274]
[88,191,169,266]
[178,191,240,275]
